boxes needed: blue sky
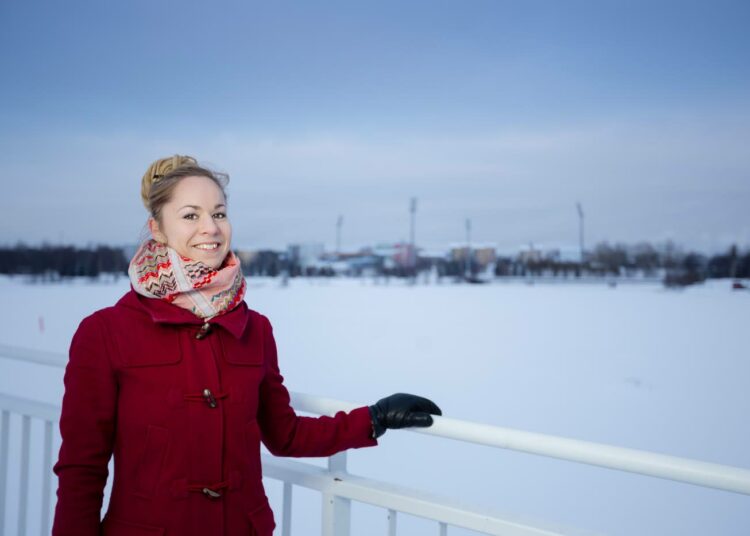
[1,0,749,253]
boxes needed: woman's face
[149,175,232,269]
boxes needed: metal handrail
[0,344,66,367]
[2,343,750,496]
[291,395,750,497]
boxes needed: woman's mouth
[193,243,220,251]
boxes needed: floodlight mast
[409,197,417,269]
[465,218,472,277]
[336,215,343,255]
[576,202,585,263]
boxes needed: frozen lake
[1,275,748,535]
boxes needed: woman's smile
[193,242,220,250]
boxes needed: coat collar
[117,287,250,339]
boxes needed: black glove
[368,393,442,438]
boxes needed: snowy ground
[1,275,748,535]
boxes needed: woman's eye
[183,213,198,221]
[213,212,227,219]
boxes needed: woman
[52,155,441,536]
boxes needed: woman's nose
[200,215,220,234]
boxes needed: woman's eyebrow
[178,204,226,210]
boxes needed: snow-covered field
[1,275,748,535]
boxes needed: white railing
[2,343,750,536]
[0,395,58,536]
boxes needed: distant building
[474,247,497,267]
[393,243,416,268]
[449,243,496,268]
[517,244,543,263]
[287,243,325,268]
[371,242,416,269]
[544,245,582,263]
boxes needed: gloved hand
[368,393,442,438]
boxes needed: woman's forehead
[170,176,226,205]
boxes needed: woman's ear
[148,217,167,244]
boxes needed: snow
[1,275,749,535]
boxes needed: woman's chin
[208,252,230,270]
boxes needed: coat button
[202,487,221,499]
[203,388,218,408]
[195,322,212,339]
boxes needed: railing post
[281,482,292,536]
[41,420,54,536]
[0,410,9,534]
[388,509,397,536]
[18,415,30,536]
[321,452,351,536]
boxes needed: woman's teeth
[194,243,219,250]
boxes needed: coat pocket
[247,502,276,536]
[101,515,165,535]
[133,424,169,498]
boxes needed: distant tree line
[1,242,748,285]
[490,242,750,286]
[0,244,129,280]
[585,241,750,282]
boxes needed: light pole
[465,218,472,278]
[409,197,417,272]
[336,215,343,256]
[576,202,585,263]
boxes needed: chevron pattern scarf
[128,239,246,319]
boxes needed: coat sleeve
[257,316,377,457]
[52,313,117,536]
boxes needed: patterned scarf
[128,239,246,319]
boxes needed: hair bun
[140,154,198,209]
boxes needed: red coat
[52,289,377,536]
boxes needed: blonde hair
[140,155,229,222]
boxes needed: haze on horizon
[1,1,749,255]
